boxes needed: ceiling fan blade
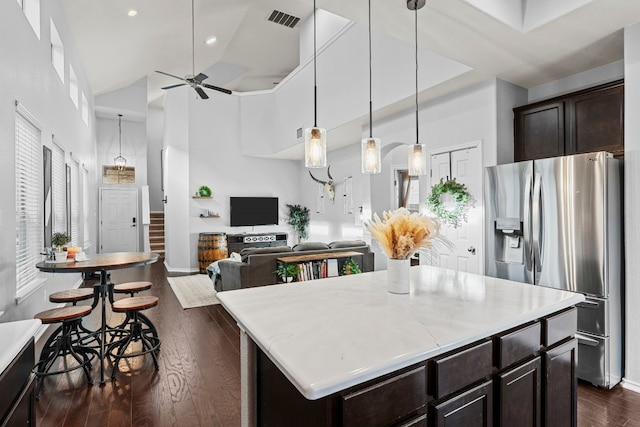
[161,83,187,90]
[193,73,208,82]
[201,83,233,95]
[155,70,186,81]
[195,86,209,99]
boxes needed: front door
[426,143,483,274]
[99,188,138,253]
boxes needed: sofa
[212,240,374,292]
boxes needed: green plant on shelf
[341,258,362,275]
[51,232,70,250]
[198,185,212,197]
[275,262,299,282]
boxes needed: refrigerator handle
[532,173,543,272]
[523,173,533,272]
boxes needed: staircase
[149,211,165,259]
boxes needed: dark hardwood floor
[34,261,640,426]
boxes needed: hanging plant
[426,179,474,228]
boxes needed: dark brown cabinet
[514,80,623,161]
[497,357,542,427]
[544,339,578,427]
[430,381,493,427]
[0,338,36,426]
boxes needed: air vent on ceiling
[267,10,300,28]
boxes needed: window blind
[15,105,42,292]
[70,158,80,247]
[51,139,66,235]
[83,165,90,248]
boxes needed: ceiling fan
[155,0,232,99]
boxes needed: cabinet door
[544,339,577,427]
[568,83,624,156]
[514,102,565,161]
[430,380,493,427]
[497,357,541,427]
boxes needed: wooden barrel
[198,232,228,273]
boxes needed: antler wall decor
[309,165,336,203]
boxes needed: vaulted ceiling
[61,0,640,108]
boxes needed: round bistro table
[36,251,159,383]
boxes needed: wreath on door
[426,178,474,228]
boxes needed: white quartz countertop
[217,265,584,400]
[0,319,41,374]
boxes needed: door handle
[132,217,136,227]
[162,196,168,204]
[575,332,600,347]
[523,173,533,272]
[467,246,476,255]
[577,300,600,309]
[532,173,542,272]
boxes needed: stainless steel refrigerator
[484,151,623,388]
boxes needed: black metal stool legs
[108,311,161,378]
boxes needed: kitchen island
[217,265,584,427]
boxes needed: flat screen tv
[230,197,279,227]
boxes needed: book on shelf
[295,260,330,281]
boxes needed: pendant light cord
[118,114,122,155]
[414,6,419,145]
[368,0,373,138]
[192,0,195,77]
[313,0,318,127]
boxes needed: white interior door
[99,188,138,253]
[425,144,483,274]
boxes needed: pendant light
[113,114,127,171]
[407,0,427,176]
[305,0,327,168]
[361,0,381,174]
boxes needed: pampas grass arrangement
[365,208,451,260]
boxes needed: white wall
[623,24,640,391]
[147,107,165,212]
[163,88,302,272]
[0,0,97,322]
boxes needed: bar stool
[33,306,98,398]
[108,296,161,379]
[109,281,153,340]
[113,281,152,297]
[49,288,99,349]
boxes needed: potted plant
[51,232,70,261]
[285,204,310,243]
[275,262,299,282]
[341,258,362,275]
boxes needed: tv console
[227,232,288,253]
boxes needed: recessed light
[204,35,217,45]
[128,10,138,17]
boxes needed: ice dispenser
[494,217,524,263]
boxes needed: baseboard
[163,260,199,274]
[621,378,640,394]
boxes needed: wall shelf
[199,214,220,218]
[192,196,213,199]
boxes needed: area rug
[168,274,219,309]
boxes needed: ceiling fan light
[408,144,427,176]
[361,138,381,174]
[304,126,327,168]
[205,35,217,45]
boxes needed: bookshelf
[276,251,364,282]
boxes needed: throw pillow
[328,240,367,249]
[240,246,292,262]
[292,242,330,251]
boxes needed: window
[69,158,80,247]
[50,19,64,83]
[15,103,43,293]
[69,65,79,109]
[51,139,67,236]
[83,165,91,248]
[81,92,89,126]
[18,0,40,39]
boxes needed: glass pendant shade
[114,155,126,170]
[361,137,381,174]
[408,143,427,176]
[305,126,327,168]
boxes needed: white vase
[54,251,68,261]
[387,258,410,294]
